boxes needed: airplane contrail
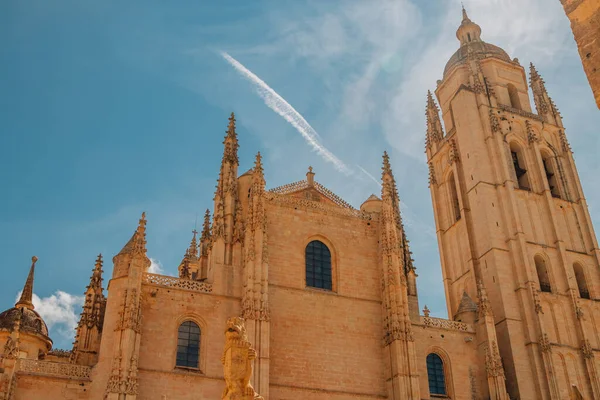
[357,164,382,188]
[220,51,352,175]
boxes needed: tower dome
[0,257,52,358]
[443,7,512,78]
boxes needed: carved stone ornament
[484,341,505,378]
[106,352,122,394]
[221,317,264,400]
[428,163,436,185]
[581,339,594,359]
[449,139,460,164]
[526,120,540,144]
[125,355,139,395]
[3,337,19,359]
[539,333,552,353]
[559,130,571,153]
[530,282,543,314]
[489,109,500,133]
[477,280,493,318]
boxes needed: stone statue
[222,317,263,400]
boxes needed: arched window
[176,321,201,368]
[426,353,447,396]
[507,84,522,110]
[305,240,332,290]
[540,151,561,198]
[509,143,530,191]
[573,263,590,299]
[534,256,551,293]
[448,172,461,222]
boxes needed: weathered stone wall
[562,0,600,108]
[266,201,388,398]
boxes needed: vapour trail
[357,164,382,188]
[221,52,352,175]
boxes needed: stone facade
[1,8,599,400]
[562,0,600,108]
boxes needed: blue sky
[1,0,599,349]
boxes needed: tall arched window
[426,353,447,396]
[510,143,530,191]
[305,240,332,290]
[534,256,551,293]
[573,263,590,299]
[540,151,561,199]
[176,321,201,368]
[448,172,461,222]
[507,84,522,110]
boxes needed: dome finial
[15,256,38,310]
[461,3,470,22]
[456,4,481,46]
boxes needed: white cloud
[148,257,165,274]
[15,291,84,344]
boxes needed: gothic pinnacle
[221,112,239,165]
[16,256,38,310]
[254,151,264,176]
[189,229,199,259]
[201,209,211,241]
[134,212,148,255]
[88,254,104,291]
[462,3,469,22]
[382,151,392,177]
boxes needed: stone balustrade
[143,273,213,293]
[17,359,91,380]
[422,316,474,333]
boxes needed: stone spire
[72,254,107,365]
[200,209,211,257]
[188,229,199,260]
[425,91,444,149]
[15,256,38,310]
[456,5,482,45]
[379,152,421,397]
[529,63,561,125]
[212,113,241,264]
[87,254,105,294]
[117,212,148,257]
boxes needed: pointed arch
[509,141,530,190]
[573,263,590,299]
[507,83,522,110]
[534,255,552,293]
[540,148,562,199]
[447,171,461,223]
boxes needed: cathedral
[1,8,599,400]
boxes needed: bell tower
[427,8,600,400]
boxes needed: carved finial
[254,152,263,174]
[189,229,199,259]
[134,212,147,255]
[16,256,38,309]
[87,253,104,291]
[462,3,469,21]
[382,151,391,177]
[306,165,315,185]
[222,112,239,166]
[201,209,211,241]
[423,305,430,317]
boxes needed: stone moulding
[264,192,373,221]
[17,359,91,380]
[421,316,474,333]
[497,104,544,122]
[142,273,213,293]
